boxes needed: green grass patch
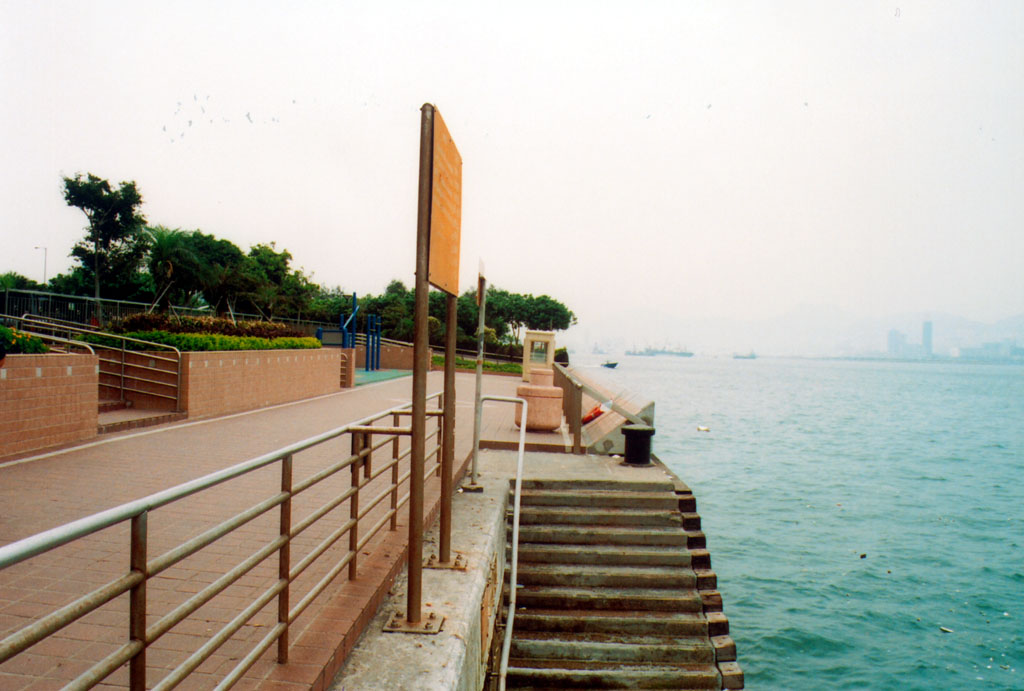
[432,354,521,374]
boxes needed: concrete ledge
[330,465,508,690]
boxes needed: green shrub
[110,314,305,339]
[78,330,321,352]
[0,325,49,355]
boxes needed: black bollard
[622,424,655,466]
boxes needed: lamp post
[34,246,47,285]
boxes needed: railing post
[391,414,400,531]
[573,382,583,454]
[350,432,362,580]
[120,341,127,406]
[129,512,148,691]
[435,393,443,476]
[439,292,457,563]
[277,455,292,663]
[364,432,373,480]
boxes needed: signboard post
[387,103,462,633]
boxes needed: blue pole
[374,315,382,370]
[364,313,371,372]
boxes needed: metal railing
[5,314,183,412]
[0,393,446,690]
[470,395,528,691]
[552,363,584,454]
[1,289,334,334]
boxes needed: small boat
[601,361,618,369]
[733,352,757,360]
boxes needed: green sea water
[579,355,1023,690]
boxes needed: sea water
[577,355,1023,690]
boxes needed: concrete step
[515,506,683,527]
[98,410,187,435]
[680,512,701,530]
[508,585,704,613]
[510,631,715,665]
[686,530,706,550]
[512,610,710,637]
[512,564,697,590]
[516,489,679,510]
[695,569,717,590]
[516,543,692,568]
[513,479,676,493]
[513,525,687,547]
[504,659,721,689]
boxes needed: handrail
[14,315,181,357]
[5,329,96,356]
[0,391,440,571]
[0,391,446,691]
[474,394,529,691]
[554,361,646,426]
[552,363,584,454]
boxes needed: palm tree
[145,226,200,313]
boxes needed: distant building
[922,321,933,357]
[888,330,907,357]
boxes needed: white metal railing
[473,395,528,691]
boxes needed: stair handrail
[473,394,528,691]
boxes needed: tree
[145,226,202,312]
[63,173,148,320]
[0,272,43,291]
[182,231,247,316]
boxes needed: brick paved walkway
[0,371,522,691]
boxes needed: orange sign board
[428,108,462,295]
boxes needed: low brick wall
[0,353,99,459]
[181,349,342,419]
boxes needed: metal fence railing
[0,394,446,690]
[1,289,333,335]
[552,363,584,454]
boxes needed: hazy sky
[2,1,1022,345]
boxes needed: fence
[552,363,584,454]
[1,289,333,334]
[0,394,447,690]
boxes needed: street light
[34,246,47,285]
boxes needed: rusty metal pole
[129,512,147,691]
[277,455,292,663]
[439,292,456,563]
[407,102,434,625]
[467,275,487,490]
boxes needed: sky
[2,1,1022,352]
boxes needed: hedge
[109,314,305,339]
[79,330,321,352]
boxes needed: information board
[428,108,462,295]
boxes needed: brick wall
[354,343,417,370]
[181,349,341,419]
[0,353,99,459]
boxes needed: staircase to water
[494,479,742,690]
